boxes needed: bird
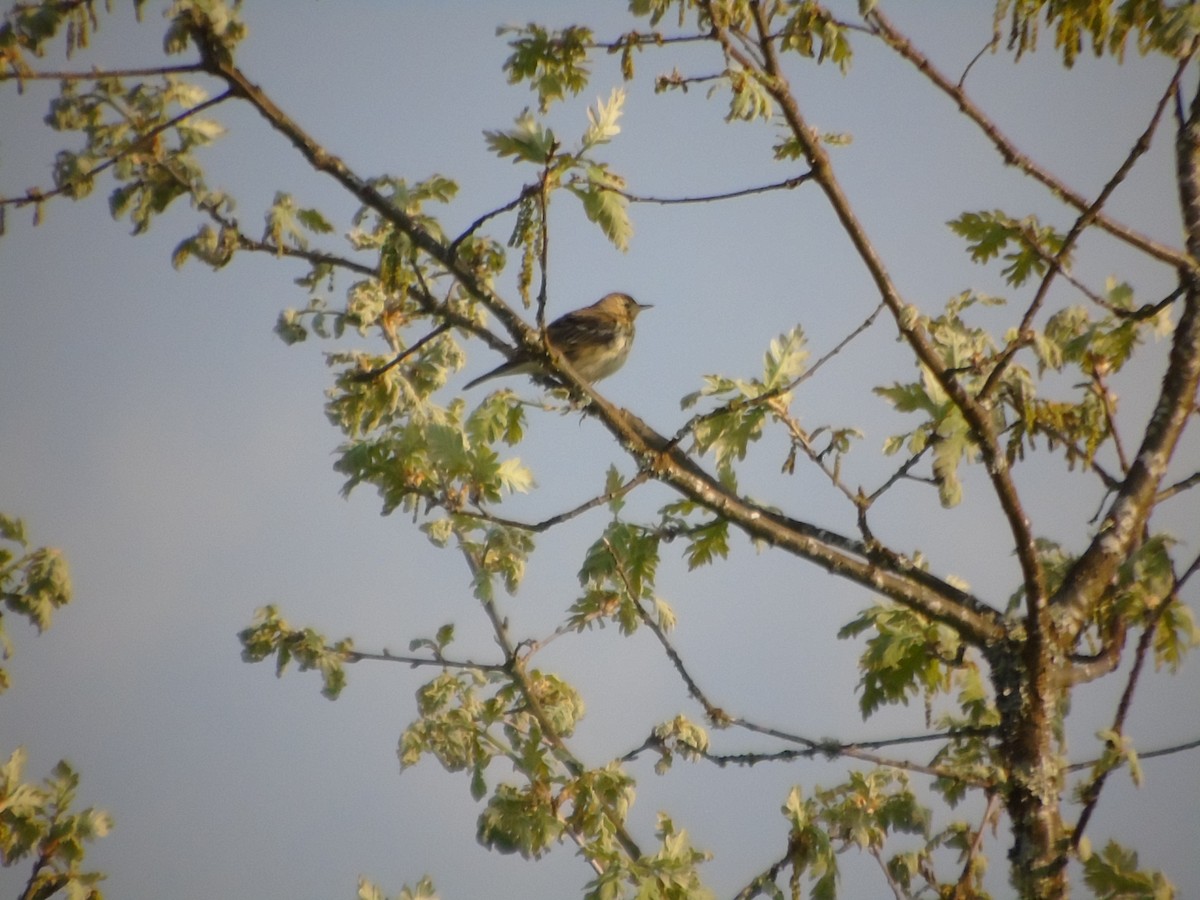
[464,292,652,390]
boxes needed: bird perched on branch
[464,292,652,390]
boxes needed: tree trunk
[989,639,1068,898]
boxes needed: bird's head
[597,292,653,320]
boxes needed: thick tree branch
[195,28,1004,648]
[764,5,1050,615]
[1052,79,1200,637]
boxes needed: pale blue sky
[1,3,1197,898]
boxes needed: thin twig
[343,647,507,672]
[616,543,994,784]
[731,848,794,900]
[449,187,533,256]
[668,300,884,456]
[871,844,907,900]
[866,447,930,503]
[1068,550,1200,849]
[953,791,1000,897]
[457,543,646,864]
[1092,368,1131,474]
[535,142,556,331]
[957,34,999,90]
[980,53,1190,400]
[613,171,813,205]
[350,322,452,382]
[1065,736,1200,773]
[0,88,234,211]
[0,62,206,82]
[464,469,652,533]
[1156,470,1200,503]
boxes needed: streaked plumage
[464,292,651,390]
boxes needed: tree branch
[614,171,812,205]
[0,88,234,214]
[457,544,647,867]
[1052,79,1200,637]
[980,55,1188,401]
[0,62,205,82]
[343,646,507,673]
[953,791,1000,899]
[865,6,1198,275]
[194,18,1004,649]
[1069,548,1200,849]
[621,564,994,785]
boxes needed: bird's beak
[637,302,654,311]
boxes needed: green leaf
[500,23,594,111]
[296,207,334,234]
[603,465,626,515]
[274,308,308,345]
[931,418,969,508]
[476,782,563,858]
[484,111,557,164]
[582,87,624,149]
[719,67,774,122]
[1082,840,1175,899]
[839,604,959,717]
[762,325,808,390]
[780,3,855,72]
[947,209,1066,287]
[570,166,632,251]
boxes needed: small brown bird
[464,292,651,390]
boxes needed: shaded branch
[1068,549,1200,849]
[1156,469,1200,503]
[732,847,794,900]
[871,844,907,900]
[866,447,931,504]
[953,791,1001,899]
[449,186,534,256]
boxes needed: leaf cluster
[569,521,667,634]
[0,514,72,693]
[237,605,353,700]
[682,326,808,484]
[485,89,633,252]
[0,749,112,900]
[999,0,1200,65]
[357,874,439,900]
[1079,839,1175,900]
[0,0,138,75]
[500,23,594,112]
[778,771,929,900]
